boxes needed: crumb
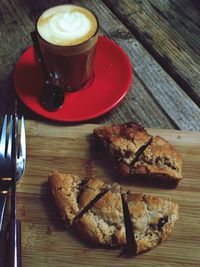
[82,248,90,253]
[21,207,26,217]
[47,226,53,235]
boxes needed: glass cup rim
[35,4,99,48]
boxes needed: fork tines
[0,115,26,180]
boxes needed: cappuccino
[37,5,98,46]
[36,5,99,91]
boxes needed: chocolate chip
[56,187,63,191]
[158,216,168,230]
[124,150,132,158]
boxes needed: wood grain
[79,0,200,130]
[103,0,200,105]
[1,120,199,267]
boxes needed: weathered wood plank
[103,0,200,104]
[92,73,176,128]
[72,0,200,130]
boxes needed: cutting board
[2,121,200,266]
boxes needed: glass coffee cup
[36,4,99,92]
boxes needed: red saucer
[14,36,132,122]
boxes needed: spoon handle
[31,31,49,80]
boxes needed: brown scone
[75,183,126,247]
[94,123,183,185]
[48,171,110,227]
[93,122,152,177]
[125,192,179,254]
[77,178,111,209]
[131,136,183,183]
[49,172,179,253]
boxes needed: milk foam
[37,5,98,46]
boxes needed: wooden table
[0,1,200,266]
[0,0,200,130]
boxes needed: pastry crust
[48,171,109,226]
[132,136,183,183]
[78,177,110,210]
[94,122,152,176]
[48,171,84,226]
[75,184,126,247]
[94,123,183,184]
[49,172,179,253]
[125,192,179,254]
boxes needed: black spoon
[31,32,64,112]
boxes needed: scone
[75,183,126,247]
[131,136,183,184]
[124,192,179,254]
[93,122,152,176]
[48,171,110,226]
[94,123,183,185]
[49,172,179,254]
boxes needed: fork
[0,115,12,232]
[0,114,26,267]
[0,115,26,233]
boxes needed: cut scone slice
[48,171,110,227]
[75,183,126,247]
[74,177,111,221]
[131,136,183,184]
[124,192,179,254]
[94,122,152,177]
[48,171,84,226]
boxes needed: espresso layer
[37,5,98,46]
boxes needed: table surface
[0,0,200,130]
[2,121,200,267]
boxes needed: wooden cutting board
[2,121,200,266]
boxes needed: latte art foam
[37,5,98,46]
